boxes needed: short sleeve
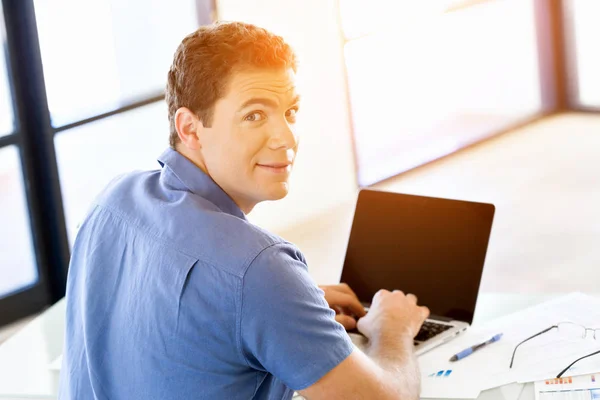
[239,243,354,390]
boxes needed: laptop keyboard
[414,321,452,342]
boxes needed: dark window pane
[34,0,202,127]
[343,0,542,185]
[0,146,38,298]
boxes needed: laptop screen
[339,189,495,324]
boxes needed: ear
[174,107,204,151]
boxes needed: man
[59,22,429,399]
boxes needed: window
[34,0,201,127]
[566,0,600,108]
[340,0,543,186]
[0,2,41,310]
[1,0,214,327]
[37,0,209,242]
[0,147,38,298]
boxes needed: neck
[174,145,255,215]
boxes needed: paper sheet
[479,292,600,390]
[420,367,482,399]
[419,292,600,397]
[419,328,502,398]
[499,383,525,400]
[534,372,600,400]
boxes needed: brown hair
[165,21,298,148]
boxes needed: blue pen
[449,333,503,362]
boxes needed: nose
[268,120,298,150]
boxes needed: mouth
[257,163,292,173]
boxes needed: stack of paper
[419,292,600,399]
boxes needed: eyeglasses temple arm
[556,349,600,379]
[509,326,557,368]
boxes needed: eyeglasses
[509,322,600,378]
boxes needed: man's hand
[319,283,367,330]
[357,290,429,342]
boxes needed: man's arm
[239,245,426,398]
[300,344,419,400]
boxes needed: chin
[263,183,290,201]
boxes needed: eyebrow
[238,94,301,111]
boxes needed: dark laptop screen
[339,189,495,324]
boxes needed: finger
[330,284,363,314]
[392,289,405,296]
[421,306,430,320]
[332,283,359,300]
[373,289,390,302]
[336,314,357,330]
[327,291,366,318]
[342,306,360,317]
[406,293,418,305]
[356,316,369,335]
[322,287,351,314]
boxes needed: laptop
[341,189,495,356]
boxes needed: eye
[244,111,265,122]
[286,107,299,120]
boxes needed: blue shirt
[58,148,354,400]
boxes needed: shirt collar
[157,147,247,220]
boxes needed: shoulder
[208,218,305,278]
[241,241,312,301]
[244,241,308,278]
[91,170,304,277]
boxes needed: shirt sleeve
[239,243,355,391]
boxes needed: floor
[2,112,599,343]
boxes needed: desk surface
[2,292,590,399]
[0,297,64,399]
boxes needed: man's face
[199,68,300,213]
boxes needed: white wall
[216,0,358,235]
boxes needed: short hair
[165,21,298,148]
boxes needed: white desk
[0,298,64,399]
[0,292,578,399]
